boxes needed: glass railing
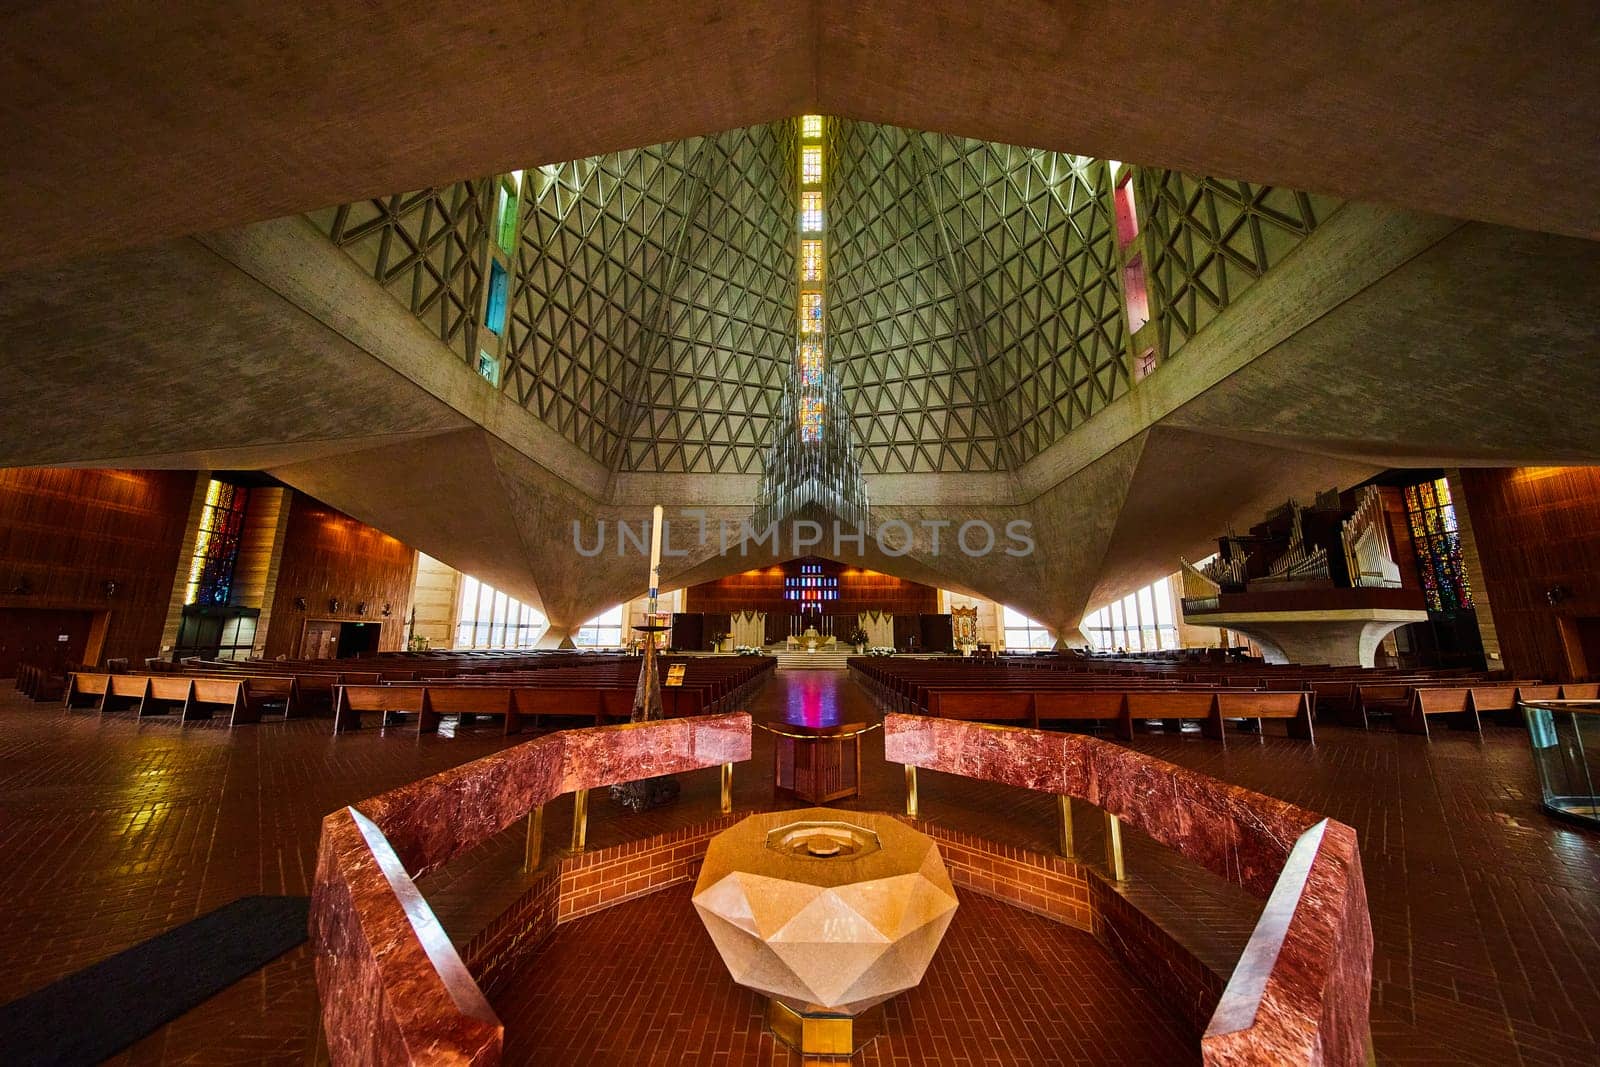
[1521,700,1600,828]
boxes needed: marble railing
[883,713,1371,1066]
[311,713,752,1066]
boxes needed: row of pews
[850,655,1571,741]
[54,651,776,735]
[851,657,1314,741]
[332,656,776,734]
[14,663,66,702]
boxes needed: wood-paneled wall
[0,468,197,669]
[1377,485,1421,591]
[1461,466,1600,681]
[261,494,418,659]
[684,561,938,618]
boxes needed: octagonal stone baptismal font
[692,808,958,1056]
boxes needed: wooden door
[300,620,339,660]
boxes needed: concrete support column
[537,626,577,650]
[157,472,212,659]
[1446,469,1503,668]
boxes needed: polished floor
[0,670,1597,1065]
[495,886,1195,1066]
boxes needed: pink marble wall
[311,808,502,1066]
[883,713,1372,1067]
[312,712,752,1067]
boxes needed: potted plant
[711,630,731,653]
[846,627,869,653]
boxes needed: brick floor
[493,885,1195,1067]
[0,671,1597,1065]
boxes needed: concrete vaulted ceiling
[2,2,1598,278]
[1,7,1598,635]
[306,114,1359,484]
[0,189,1596,632]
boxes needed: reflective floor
[494,885,1196,1066]
[0,671,1597,1064]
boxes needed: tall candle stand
[611,505,681,813]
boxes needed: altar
[787,626,836,651]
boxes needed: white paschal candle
[648,504,664,601]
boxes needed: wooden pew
[140,676,196,720]
[1215,691,1315,741]
[236,676,298,721]
[926,691,1035,724]
[417,687,514,735]
[512,688,605,732]
[192,678,263,725]
[100,674,151,714]
[1396,687,1479,737]
[1514,684,1561,703]
[1125,691,1224,740]
[1467,682,1541,725]
[1349,683,1412,729]
[17,664,66,702]
[64,672,111,709]
[334,685,426,733]
[1033,691,1133,740]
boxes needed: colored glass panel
[486,260,509,334]
[800,397,824,442]
[800,192,823,231]
[802,147,822,184]
[185,480,249,606]
[495,178,520,253]
[800,292,823,333]
[801,115,823,139]
[1403,478,1473,612]
[799,341,823,386]
[801,239,823,281]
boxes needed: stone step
[769,648,857,670]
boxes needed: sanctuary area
[0,6,1597,1066]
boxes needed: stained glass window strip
[801,239,823,282]
[1403,478,1473,612]
[784,561,837,601]
[495,175,520,253]
[800,397,824,442]
[801,146,822,184]
[800,291,823,333]
[799,341,823,386]
[801,114,824,139]
[184,479,249,606]
[800,192,823,232]
[485,260,509,334]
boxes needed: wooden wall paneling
[920,613,954,652]
[671,613,705,651]
[261,494,419,660]
[0,468,198,669]
[684,560,938,620]
[1460,466,1600,682]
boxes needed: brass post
[522,804,545,872]
[720,762,734,815]
[1105,811,1126,881]
[1057,795,1075,859]
[570,788,589,853]
[904,765,919,819]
